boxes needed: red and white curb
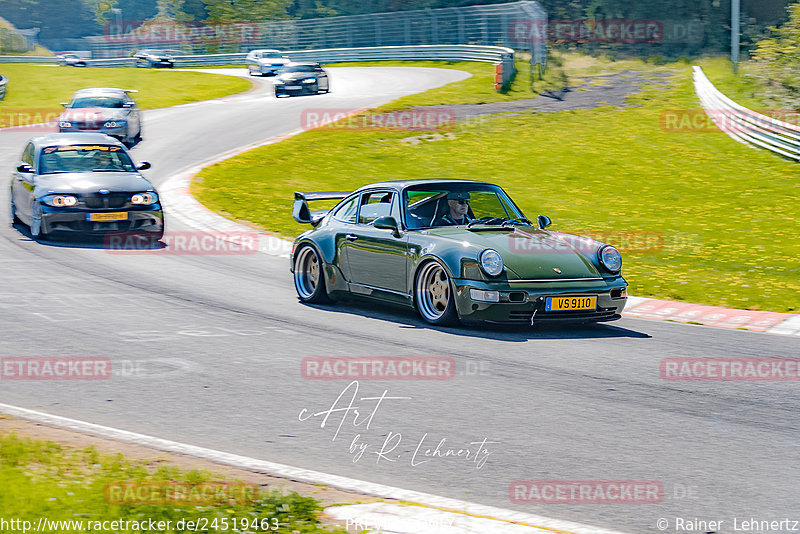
[623,296,799,335]
[0,403,628,534]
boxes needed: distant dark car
[134,49,174,68]
[57,53,87,67]
[273,62,329,97]
[290,180,627,326]
[58,88,142,147]
[9,133,163,241]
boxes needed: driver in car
[93,152,117,170]
[436,191,473,226]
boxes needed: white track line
[0,403,629,534]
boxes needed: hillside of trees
[0,0,793,56]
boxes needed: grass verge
[192,54,798,313]
[0,430,346,533]
[0,65,252,127]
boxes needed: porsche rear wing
[293,190,351,226]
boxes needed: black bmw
[9,133,164,240]
[273,62,330,97]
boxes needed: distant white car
[246,49,290,77]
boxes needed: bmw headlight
[103,120,126,128]
[479,249,504,277]
[301,78,316,84]
[131,192,158,205]
[42,194,78,207]
[59,121,72,128]
[598,245,622,273]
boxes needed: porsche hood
[425,226,607,280]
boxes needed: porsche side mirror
[137,161,151,170]
[16,163,33,173]
[537,214,552,229]
[373,216,401,237]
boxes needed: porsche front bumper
[452,277,628,324]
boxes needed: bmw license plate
[284,85,301,89]
[545,295,597,311]
[88,212,128,222]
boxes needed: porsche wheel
[294,245,330,304]
[415,261,458,325]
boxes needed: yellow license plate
[546,295,597,311]
[88,212,128,222]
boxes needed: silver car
[58,88,143,147]
[246,49,290,76]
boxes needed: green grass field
[0,64,252,127]
[0,430,346,533]
[189,55,795,313]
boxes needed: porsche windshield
[70,96,126,108]
[403,184,525,229]
[39,145,136,174]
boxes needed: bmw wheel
[415,260,458,325]
[293,245,331,304]
[10,190,22,225]
[29,202,49,240]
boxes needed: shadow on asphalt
[301,298,652,341]
[9,223,166,250]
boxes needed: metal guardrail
[0,44,516,88]
[693,66,800,161]
[0,74,7,101]
[78,1,543,59]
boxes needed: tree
[752,1,800,104]
[202,0,291,21]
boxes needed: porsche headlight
[479,249,504,277]
[131,192,158,205]
[301,78,316,83]
[42,194,77,207]
[598,245,622,273]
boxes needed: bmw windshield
[403,183,526,229]
[70,97,125,108]
[39,145,136,174]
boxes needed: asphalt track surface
[2,67,799,533]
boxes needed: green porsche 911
[290,180,628,326]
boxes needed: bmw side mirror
[60,102,68,107]
[537,214,552,229]
[16,163,33,173]
[373,216,401,237]
[123,102,134,108]
[137,161,151,170]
